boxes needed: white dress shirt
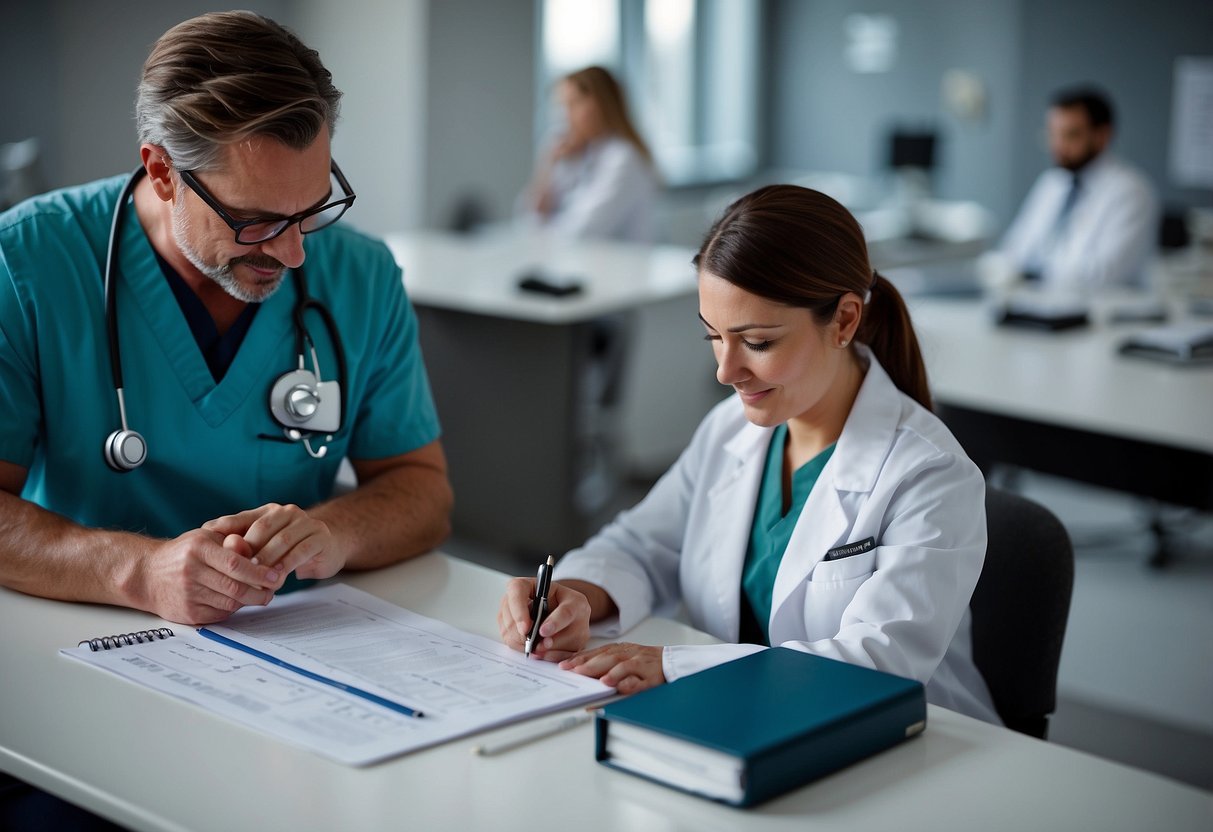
[1000,152,1158,290]
[535,135,659,243]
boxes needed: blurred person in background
[521,65,659,243]
[998,85,1158,291]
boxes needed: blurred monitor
[888,130,936,171]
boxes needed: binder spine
[79,627,175,652]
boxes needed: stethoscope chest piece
[104,427,147,472]
[269,368,342,434]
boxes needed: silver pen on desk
[524,555,554,659]
[471,711,594,756]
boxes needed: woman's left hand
[559,643,666,694]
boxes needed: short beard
[171,199,285,303]
[1058,145,1101,173]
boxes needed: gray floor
[446,470,1213,793]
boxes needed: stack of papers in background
[1119,323,1213,365]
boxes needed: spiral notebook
[60,584,612,765]
[76,627,176,652]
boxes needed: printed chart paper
[61,584,611,765]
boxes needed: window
[538,0,762,186]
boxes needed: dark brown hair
[694,184,932,411]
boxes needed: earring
[840,339,850,348]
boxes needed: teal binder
[594,647,926,807]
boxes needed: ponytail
[696,185,934,411]
[856,272,932,412]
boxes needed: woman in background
[498,184,1001,724]
[523,66,658,242]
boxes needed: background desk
[2,553,1210,832]
[910,296,1213,515]
[385,230,720,556]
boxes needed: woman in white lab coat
[521,66,658,243]
[498,185,1000,723]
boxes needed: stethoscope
[102,166,346,472]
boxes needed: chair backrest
[970,487,1074,738]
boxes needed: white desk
[384,230,721,554]
[911,296,1213,456]
[905,294,1213,528]
[2,553,1210,831]
[385,229,701,324]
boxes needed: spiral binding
[79,627,175,652]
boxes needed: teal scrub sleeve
[343,263,441,460]
[0,232,41,469]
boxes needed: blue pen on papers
[197,628,424,718]
[524,555,555,659]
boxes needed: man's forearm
[312,462,453,571]
[0,489,153,608]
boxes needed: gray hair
[135,11,341,172]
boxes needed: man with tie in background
[999,86,1158,290]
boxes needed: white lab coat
[535,135,658,243]
[1000,152,1158,290]
[554,347,1001,723]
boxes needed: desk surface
[3,553,1210,832]
[384,229,699,323]
[910,296,1213,455]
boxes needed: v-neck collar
[155,249,260,383]
[116,202,295,427]
[760,424,836,522]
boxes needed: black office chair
[969,488,1074,739]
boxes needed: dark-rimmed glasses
[178,161,356,245]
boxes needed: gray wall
[295,0,430,234]
[766,0,1025,224]
[0,0,256,189]
[423,0,537,230]
[0,1,428,235]
[5,0,1209,235]
[766,0,1213,231]
[1014,0,1213,215]
[1,3,61,184]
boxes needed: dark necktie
[1024,172,1081,282]
[1054,171,1082,232]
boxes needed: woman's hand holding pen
[497,574,665,693]
[498,578,599,661]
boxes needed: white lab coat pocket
[802,549,877,641]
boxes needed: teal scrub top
[740,424,836,645]
[0,174,440,540]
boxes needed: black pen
[524,555,554,659]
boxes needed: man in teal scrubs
[0,12,453,628]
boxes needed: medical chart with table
[61,584,610,765]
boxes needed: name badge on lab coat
[824,537,876,561]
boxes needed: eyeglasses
[178,161,356,245]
